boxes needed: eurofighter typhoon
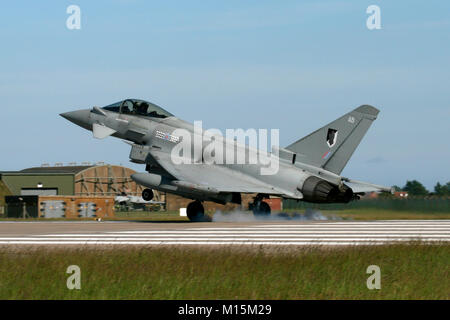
[61,99,391,221]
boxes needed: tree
[403,180,428,196]
[434,182,443,195]
[434,182,450,196]
[392,185,402,192]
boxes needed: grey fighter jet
[61,99,391,221]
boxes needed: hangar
[0,180,11,215]
[0,163,164,217]
[0,164,160,197]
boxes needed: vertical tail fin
[286,105,379,174]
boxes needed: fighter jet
[115,192,164,211]
[61,99,391,221]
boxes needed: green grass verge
[0,211,189,222]
[114,208,450,221]
[291,209,450,220]
[284,198,450,213]
[0,244,448,299]
[113,210,189,221]
[0,208,449,221]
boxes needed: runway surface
[0,220,449,246]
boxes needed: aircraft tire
[252,201,271,218]
[187,201,205,222]
[142,189,154,201]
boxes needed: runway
[0,220,449,246]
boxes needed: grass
[0,211,189,222]
[114,210,189,221]
[325,209,450,220]
[0,244,448,299]
[1,208,449,221]
[114,208,450,221]
[284,198,450,213]
[293,209,450,220]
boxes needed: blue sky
[0,1,449,190]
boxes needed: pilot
[121,100,134,114]
[137,102,149,115]
[148,110,160,117]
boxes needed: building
[394,191,409,198]
[5,195,115,219]
[0,164,164,198]
[0,163,164,217]
[0,180,11,215]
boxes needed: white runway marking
[0,220,448,246]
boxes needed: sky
[0,0,449,190]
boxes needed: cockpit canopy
[102,99,174,119]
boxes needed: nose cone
[60,109,91,129]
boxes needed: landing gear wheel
[187,200,205,222]
[252,200,271,218]
[142,189,154,201]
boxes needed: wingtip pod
[354,104,380,117]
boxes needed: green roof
[19,166,94,174]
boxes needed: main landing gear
[187,200,205,222]
[250,194,271,218]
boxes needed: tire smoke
[212,208,341,222]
